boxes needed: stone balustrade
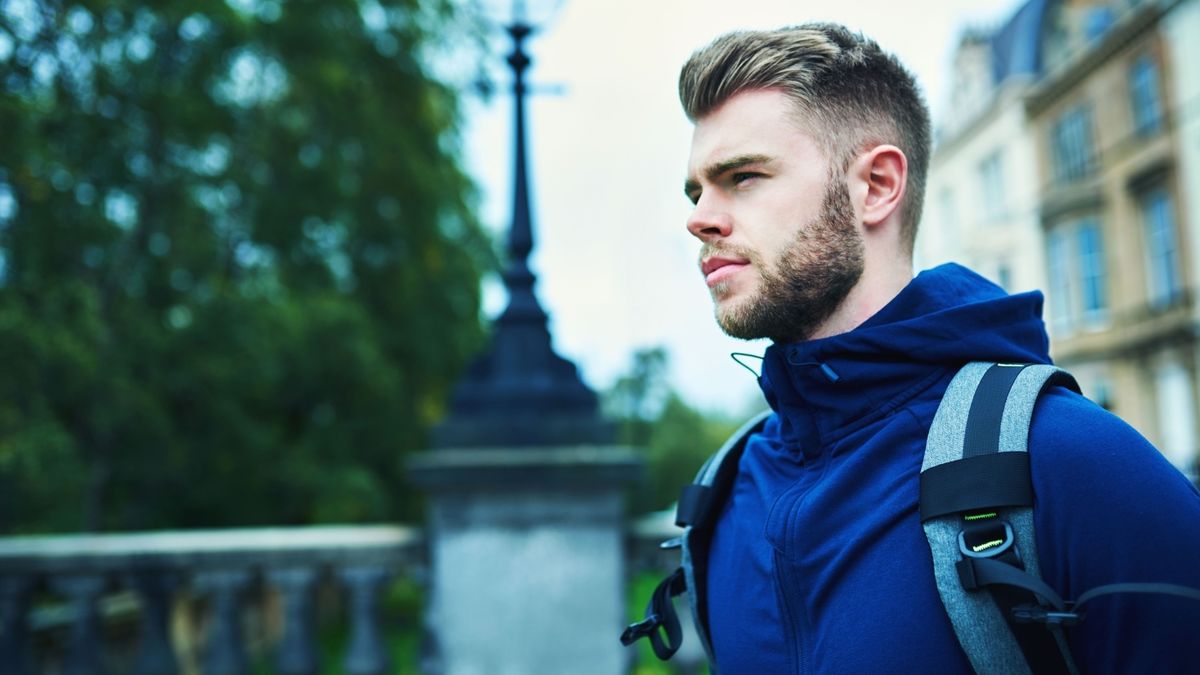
[0,525,421,675]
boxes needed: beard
[706,179,864,343]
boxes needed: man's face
[684,89,864,343]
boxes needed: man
[677,24,1200,673]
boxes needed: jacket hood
[759,263,1051,450]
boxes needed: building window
[1051,104,1096,183]
[977,150,1006,223]
[1043,4,1072,71]
[1154,360,1198,475]
[1140,186,1183,308]
[1084,7,1116,41]
[1047,228,1074,334]
[1046,216,1109,335]
[1129,54,1163,136]
[1078,220,1108,325]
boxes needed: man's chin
[709,276,755,304]
[713,298,768,342]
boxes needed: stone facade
[925,0,1200,479]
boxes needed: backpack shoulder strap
[921,362,1080,675]
[680,410,769,666]
[677,409,772,529]
[621,409,770,662]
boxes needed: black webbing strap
[962,363,1025,456]
[625,412,769,663]
[957,364,1074,675]
[919,452,1033,521]
[686,415,764,659]
[958,557,1067,611]
[960,559,1200,626]
[968,560,1076,673]
[1075,582,1200,608]
[620,567,687,659]
[676,484,713,528]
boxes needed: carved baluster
[126,569,179,675]
[0,575,34,675]
[194,570,251,675]
[51,573,109,675]
[267,567,319,675]
[339,566,391,675]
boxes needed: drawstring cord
[732,351,842,383]
[730,352,764,378]
[785,357,842,382]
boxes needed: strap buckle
[620,614,663,646]
[1011,603,1083,627]
[958,516,1015,559]
[620,567,686,660]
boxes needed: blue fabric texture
[703,263,1200,674]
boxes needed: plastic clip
[958,521,1015,559]
[1011,603,1082,627]
[621,614,663,646]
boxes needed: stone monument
[409,8,641,674]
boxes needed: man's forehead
[686,90,823,177]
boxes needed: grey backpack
[622,361,1200,673]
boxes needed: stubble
[710,179,864,343]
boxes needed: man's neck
[808,258,913,341]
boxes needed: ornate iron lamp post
[432,0,611,448]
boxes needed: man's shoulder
[1027,386,1197,500]
[1026,382,1200,579]
[1026,386,1200,674]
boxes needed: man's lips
[701,256,750,286]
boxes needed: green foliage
[637,393,739,514]
[0,0,495,532]
[607,348,741,515]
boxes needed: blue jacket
[702,263,1200,674]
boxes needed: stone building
[922,0,1200,479]
[918,1,1056,295]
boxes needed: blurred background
[1,0,1197,672]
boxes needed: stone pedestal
[410,446,640,675]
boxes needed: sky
[462,0,1021,413]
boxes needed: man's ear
[851,144,907,229]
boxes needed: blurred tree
[606,348,743,515]
[0,0,495,532]
[605,346,668,448]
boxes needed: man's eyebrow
[683,153,775,197]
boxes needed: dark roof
[988,0,1054,84]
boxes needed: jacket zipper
[768,447,825,675]
[774,549,805,674]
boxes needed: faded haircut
[679,23,931,253]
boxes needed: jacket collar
[757,264,1052,453]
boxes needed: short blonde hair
[679,24,931,252]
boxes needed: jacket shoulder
[1027,386,1200,673]
[1028,387,1198,505]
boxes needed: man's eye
[732,172,759,185]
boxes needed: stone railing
[0,525,421,675]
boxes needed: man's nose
[686,198,732,241]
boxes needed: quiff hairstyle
[679,23,931,253]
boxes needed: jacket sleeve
[1029,387,1200,675]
